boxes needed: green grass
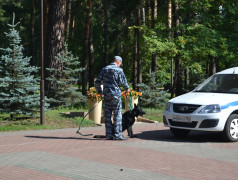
[143,108,164,122]
[0,107,96,132]
[0,107,164,132]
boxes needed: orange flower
[86,87,103,102]
[121,88,142,99]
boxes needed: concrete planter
[88,100,102,124]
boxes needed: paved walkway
[0,123,238,180]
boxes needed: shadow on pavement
[135,129,224,143]
[25,129,224,143]
[24,135,104,141]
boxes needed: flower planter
[88,100,102,124]
[122,89,142,112]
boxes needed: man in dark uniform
[95,56,130,140]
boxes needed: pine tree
[46,43,86,108]
[137,71,168,108]
[0,14,40,119]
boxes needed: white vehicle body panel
[163,67,238,132]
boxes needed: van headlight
[165,102,172,112]
[198,104,221,114]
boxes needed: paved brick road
[0,123,238,180]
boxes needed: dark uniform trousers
[104,96,122,138]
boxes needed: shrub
[46,43,86,108]
[137,71,168,108]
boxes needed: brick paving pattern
[0,123,238,180]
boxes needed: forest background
[0,0,238,127]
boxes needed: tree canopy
[0,0,237,99]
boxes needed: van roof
[216,67,238,74]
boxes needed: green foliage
[46,44,87,108]
[137,71,169,108]
[140,25,177,57]
[0,0,238,98]
[0,13,41,118]
[127,24,175,83]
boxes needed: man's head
[114,56,123,67]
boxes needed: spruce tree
[0,14,40,118]
[46,43,86,108]
[137,71,169,108]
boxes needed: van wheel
[222,114,238,142]
[170,128,190,137]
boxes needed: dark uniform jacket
[95,63,129,98]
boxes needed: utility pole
[40,0,45,125]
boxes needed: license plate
[172,115,191,123]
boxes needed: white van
[163,67,238,142]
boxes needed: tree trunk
[209,57,217,76]
[133,27,138,90]
[137,6,142,90]
[151,0,157,28]
[174,0,183,96]
[72,15,75,38]
[168,0,172,38]
[81,0,91,95]
[168,0,174,98]
[184,67,189,92]
[154,0,157,21]
[43,0,48,54]
[175,59,183,96]
[151,0,158,82]
[145,0,151,26]
[45,0,66,96]
[30,0,35,66]
[151,52,157,82]
[88,0,94,88]
[103,0,108,65]
[66,0,72,42]
[142,7,146,26]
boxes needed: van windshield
[194,74,238,94]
